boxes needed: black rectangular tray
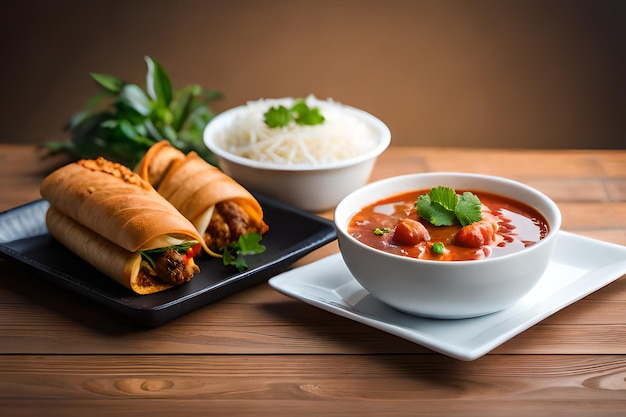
[0,196,336,327]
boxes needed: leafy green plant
[43,56,223,168]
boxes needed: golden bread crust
[136,142,268,253]
[46,206,172,294]
[40,157,203,252]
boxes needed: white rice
[222,95,378,166]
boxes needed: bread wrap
[137,141,269,253]
[40,157,206,294]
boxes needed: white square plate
[269,231,626,360]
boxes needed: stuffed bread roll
[136,140,186,188]
[137,141,269,254]
[40,157,205,294]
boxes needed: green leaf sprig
[263,98,325,128]
[416,186,483,227]
[43,56,223,168]
[221,233,266,272]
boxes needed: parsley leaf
[291,99,325,125]
[416,187,482,227]
[263,98,325,128]
[416,194,457,226]
[455,192,483,226]
[221,233,266,272]
[263,105,292,128]
[429,186,458,211]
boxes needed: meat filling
[204,201,269,252]
[138,249,199,286]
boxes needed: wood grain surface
[0,145,625,416]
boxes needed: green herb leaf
[296,106,324,126]
[373,227,391,235]
[221,233,266,272]
[170,87,194,131]
[290,99,308,113]
[264,105,292,128]
[416,187,482,227]
[291,99,325,126]
[263,98,325,128]
[429,186,458,211]
[416,194,457,226]
[455,192,483,226]
[145,56,173,107]
[119,84,152,116]
[90,72,124,93]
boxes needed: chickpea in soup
[348,188,549,261]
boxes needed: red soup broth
[347,189,549,261]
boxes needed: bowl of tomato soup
[334,172,561,319]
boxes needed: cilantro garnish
[263,105,292,128]
[416,186,482,227]
[221,233,266,272]
[373,227,391,235]
[455,192,483,226]
[263,98,325,128]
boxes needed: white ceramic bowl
[334,172,562,319]
[203,98,391,212]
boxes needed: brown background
[2,0,624,149]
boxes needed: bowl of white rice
[203,95,391,212]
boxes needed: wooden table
[1,145,625,416]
